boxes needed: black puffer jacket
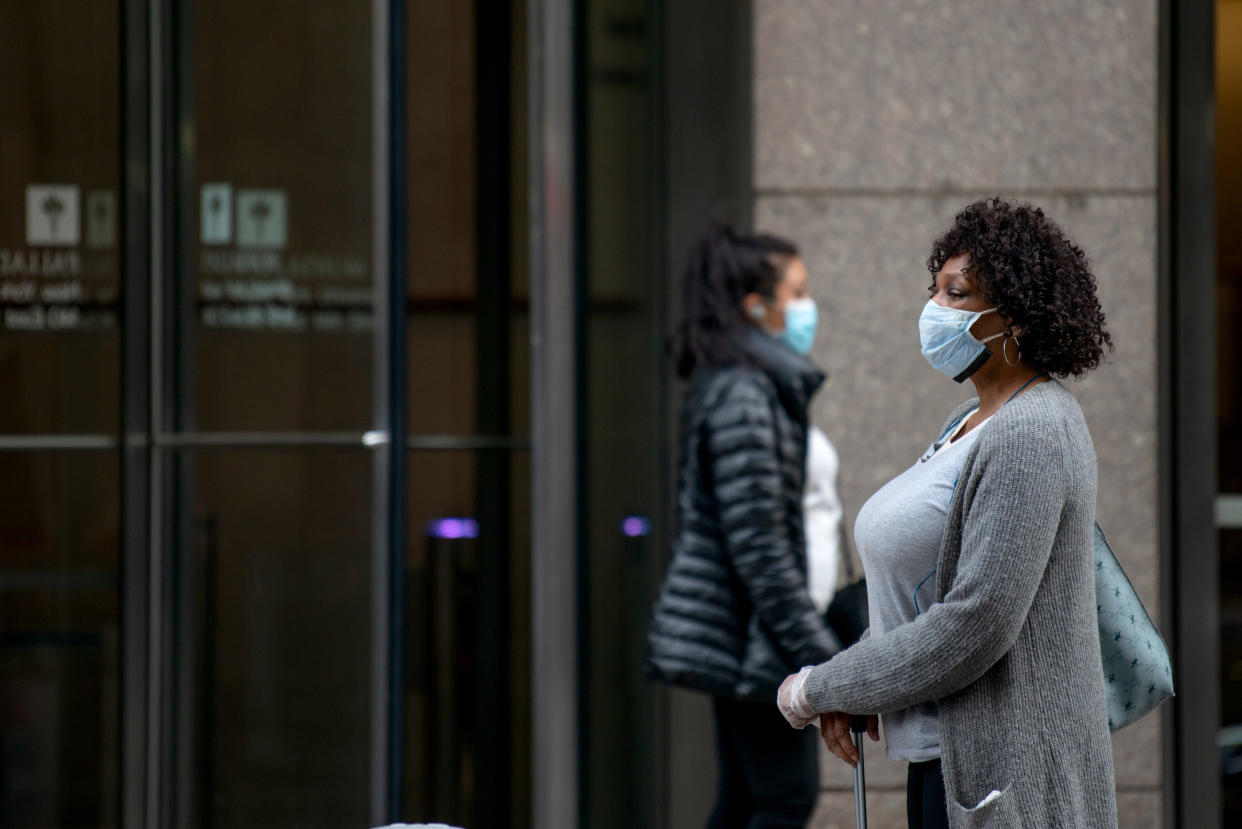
[646,329,841,700]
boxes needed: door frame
[1158,0,1220,825]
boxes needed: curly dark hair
[926,198,1112,378]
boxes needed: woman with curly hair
[777,198,1117,828]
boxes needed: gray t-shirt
[853,412,987,762]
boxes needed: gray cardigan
[805,381,1117,828]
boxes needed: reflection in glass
[405,0,477,437]
[1221,530,1242,823]
[1221,4,1242,822]
[174,449,372,826]
[1218,0,1242,495]
[0,451,120,827]
[405,0,529,438]
[406,450,531,827]
[0,2,121,434]
[579,1,667,826]
[180,1,374,431]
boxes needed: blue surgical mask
[918,300,1003,382]
[778,298,818,355]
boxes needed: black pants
[906,759,949,829]
[706,696,819,829]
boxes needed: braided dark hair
[672,221,798,378]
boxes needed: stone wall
[752,1,1162,825]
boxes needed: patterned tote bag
[1094,523,1174,731]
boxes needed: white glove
[776,665,818,729]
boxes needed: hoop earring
[1003,335,1021,367]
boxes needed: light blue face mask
[777,298,818,355]
[918,299,1003,382]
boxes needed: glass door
[167,1,382,824]
[579,1,668,826]
[0,1,536,826]
[169,1,535,823]
[402,1,532,826]
[0,2,124,825]
[1217,2,1242,823]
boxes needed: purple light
[621,515,652,538]
[426,518,480,540]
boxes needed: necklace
[976,372,1048,429]
[930,372,1050,454]
[1003,372,1049,407]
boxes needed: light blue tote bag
[1095,523,1174,731]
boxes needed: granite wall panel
[755,0,1157,192]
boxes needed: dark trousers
[906,759,949,829]
[706,695,819,829]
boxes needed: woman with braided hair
[647,220,840,828]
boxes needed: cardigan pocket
[949,783,1020,828]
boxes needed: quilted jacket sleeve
[704,373,840,668]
